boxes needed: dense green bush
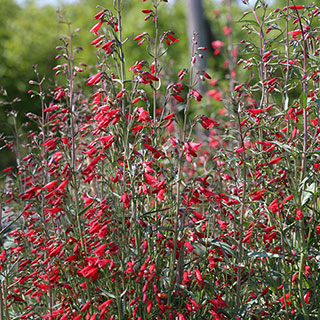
[1,1,320,319]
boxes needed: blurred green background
[0,0,316,171]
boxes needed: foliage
[0,0,188,170]
[1,0,320,319]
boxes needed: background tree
[3,0,315,171]
[187,0,216,71]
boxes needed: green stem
[4,276,9,320]
[0,280,3,320]
[153,4,159,124]
[298,219,309,320]
[235,107,247,312]
[117,0,126,114]
[290,0,308,180]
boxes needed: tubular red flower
[89,20,103,35]
[173,94,184,102]
[95,9,105,20]
[86,72,103,86]
[283,5,305,11]
[269,156,282,165]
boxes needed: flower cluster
[1,1,320,319]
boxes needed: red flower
[207,89,222,101]
[90,313,98,320]
[203,71,211,79]
[269,156,282,165]
[295,208,303,220]
[234,84,243,91]
[0,250,6,261]
[166,32,179,45]
[80,266,98,279]
[120,192,131,209]
[86,72,103,86]
[210,310,224,320]
[223,26,232,36]
[82,155,102,175]
[133,32,148,41]
[94,244,107,257]
[184,142,202,162]
[173,94,184,103]
[263,77,277,85]
[131,125,144,133]
[261,286,269,296]
[208,295,228,309]
[246,108,265,115]
[56,178,70,191]
[283,5,305,11]
[98,298,113,310]
[81,301,91,312]
[304,291,311,304]
[262,50,272,61]
[211,40,224,55]
[194,268,204,288]
[95,9,105,20]
[277,293,292,309]
[147,299,153,313]
[42,180,58,191]
[89,20,103,35]
[267,199,279,213]
[191,89,202,102]
[288,29,302,39]
[178,313,186,320]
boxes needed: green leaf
[301,182,316,206]
[0,211,24,236]
[225,194,241,202]
[100,288,116,299]
[209,240,234,262]
[291,65,302,80]
[300,92,307,108]
[245,251,283,259]
[299,172,313,192]
[284,95,289,111]
[271,140,295,153]
[120,288,128,298]
[237,19,260,29]
[239,11,250,20]
[254,0,262,10]
[121,32,134,45]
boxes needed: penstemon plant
[0,0,320,319]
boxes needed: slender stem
[4,276,9,320]
[297,217,309,320]
[289,4,310,317]
[34,70,51,240]
[74,187,85,251]
[235,106,247,312]
[290,0,308,179]
[62,17,86,253]
[0,281,3,320]
[248,2,267,106]
[226,0,235,91]
[12,115,21,170]
[48,269,53,317]
[66,21,76,173]
[153,4,159,124]
[284,0,290,103]
[168,35,195,304]
[298,250,309,320]
[117,0,126,113]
